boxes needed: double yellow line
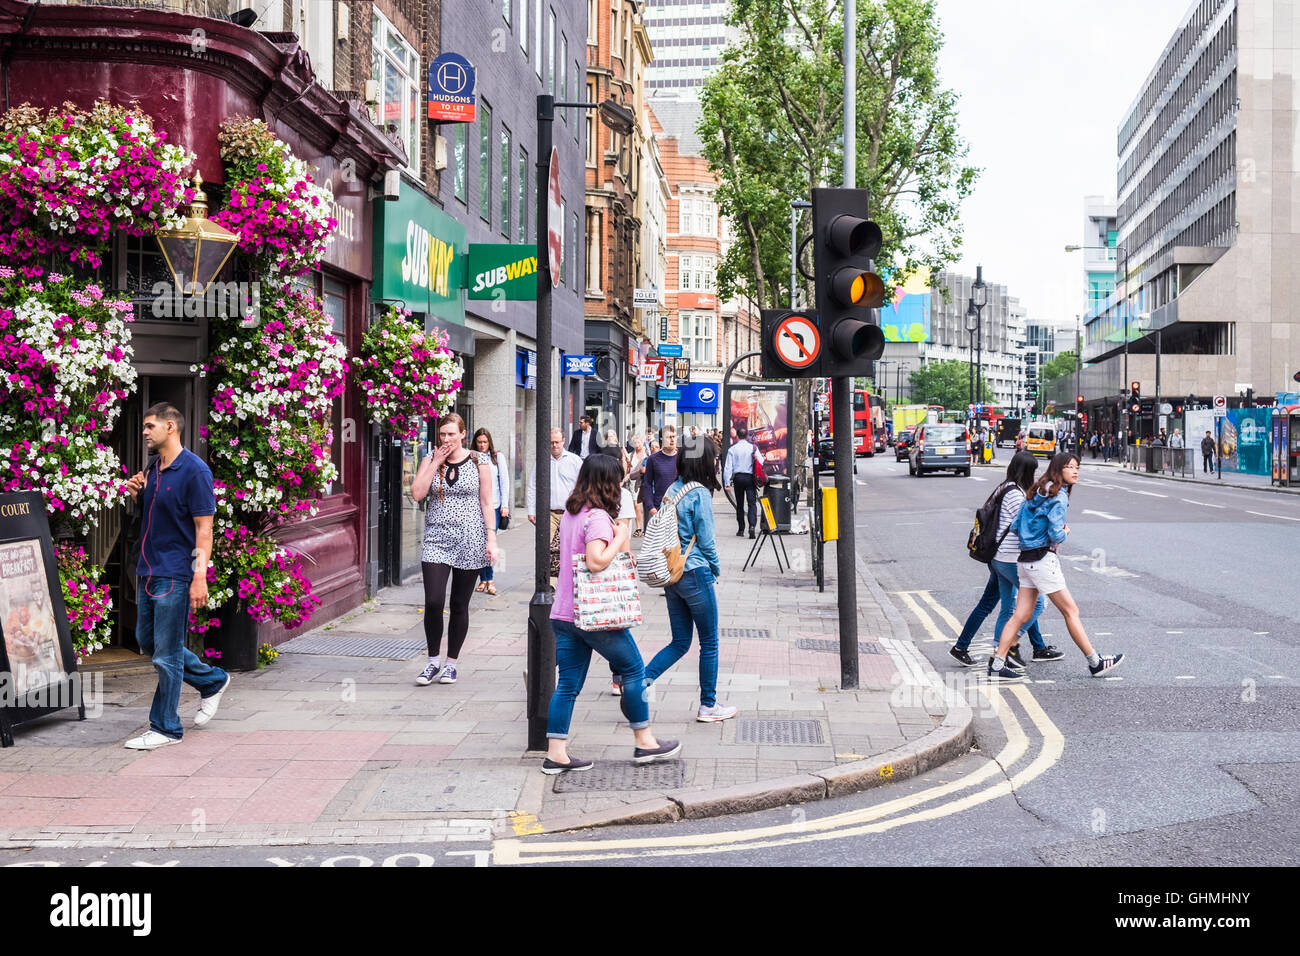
[492,685,1064,865]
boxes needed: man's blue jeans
[955,561,1046,653]
[646,567,719,708]
[547,619,650,738]
[136,576,228,740]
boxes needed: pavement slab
[0,497,970,846]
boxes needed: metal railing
[1126,444,1194,477]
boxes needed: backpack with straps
[637,481,703,587]
[967,481,1015,563]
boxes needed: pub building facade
[0,0,404,661]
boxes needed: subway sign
[372,178,466,324]
[467,244,539,300]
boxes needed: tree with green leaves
[907,359,993,411]
[699,0,978,310]
[1040,350,1077,383]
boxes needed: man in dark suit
[568,415,597,458]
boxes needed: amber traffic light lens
[849,274,864,303]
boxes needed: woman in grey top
[411,413,499,686]
[949,451,1057,668]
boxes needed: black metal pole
[527,94,556,752]
[832,374,857,689]
[968,332,973,411]
[1155,328,1161,430]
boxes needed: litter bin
[764,475,792,532]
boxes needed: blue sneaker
[438,663,458,684]
[986,660,1023,682]
[415,660,442,686]
[1089,653,1124,677]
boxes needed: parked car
[909,423,971,477]
[894,429,914,462]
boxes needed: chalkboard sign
[0,491,84,746]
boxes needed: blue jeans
[136,576,228,740]
[646,567,719,707]
[954,561,1046,653]
[547,619,650,738]
[480,507,501,582]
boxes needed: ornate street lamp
[964,300,978,413]
[156,172,240,295]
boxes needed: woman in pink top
[543,454,680,774]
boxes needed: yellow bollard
[821,487,838,541]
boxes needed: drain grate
[736,718,825,746]
[796,638,882,655]
[552,761,686,792]
[278,636,426,659]
[719,628,772,639]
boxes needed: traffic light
[760,308,822,378]
[1130,381,1140,402]
[811,188,885,377]
[1076,394,1084,405]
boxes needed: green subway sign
[467,244,539,300]
[372,180,466,325]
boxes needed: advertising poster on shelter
[730,387,791,477]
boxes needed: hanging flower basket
[353,305,463,440]
[211,117,336,278]
[0,100,194,268]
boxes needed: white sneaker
[696,703,739,722]
[194,674,231,727]
[124,730,181,751]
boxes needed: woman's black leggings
[422,562,479,658]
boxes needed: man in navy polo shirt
[123,403,230,751]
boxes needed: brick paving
[0,497,966,847]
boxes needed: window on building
[587,208,602,293]
[680,311,715,365]
[535,0,543,78]
[586,80,598,165]
[680,197,716,236]
[572,210,580,293]
[500,126,512,238]
[453,123,467,204]
[561,34,568,104]
[503,0,511,26]
[521,0,528,53]
[370,9,421,175]
[588,0,598,44]
[479,102,493,224]
[549,9,557,96]
[611,1,620,59]
[518,147,528,243]
[679,254,716,291]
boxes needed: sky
[931,0,1195,327]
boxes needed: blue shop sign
[677,382,719,413]
[563,355,596,376]
[658,343,684,357]
[658,388,682,401]
[516,348,537,389]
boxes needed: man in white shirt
[528,428,583,537]
[568,415,598,458]
[723,425,760,538]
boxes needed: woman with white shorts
[987,452,1125,681]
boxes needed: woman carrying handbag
[543,453,681,774]
[643,434,738,722]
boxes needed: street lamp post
[971,265,988,414]
[964,302,978,415]
[528,93,635,752]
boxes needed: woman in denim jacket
[987,452,1125,681]
[643,434,739,722]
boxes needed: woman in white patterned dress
[410,413,499,686]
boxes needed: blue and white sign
[562,354,596,376]
[428,53,477,122]
[658,343,684,358]
[678,382,719,413]
[658,388,682,402]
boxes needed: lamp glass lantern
[964,300,978,333]
[156,172,240,295]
